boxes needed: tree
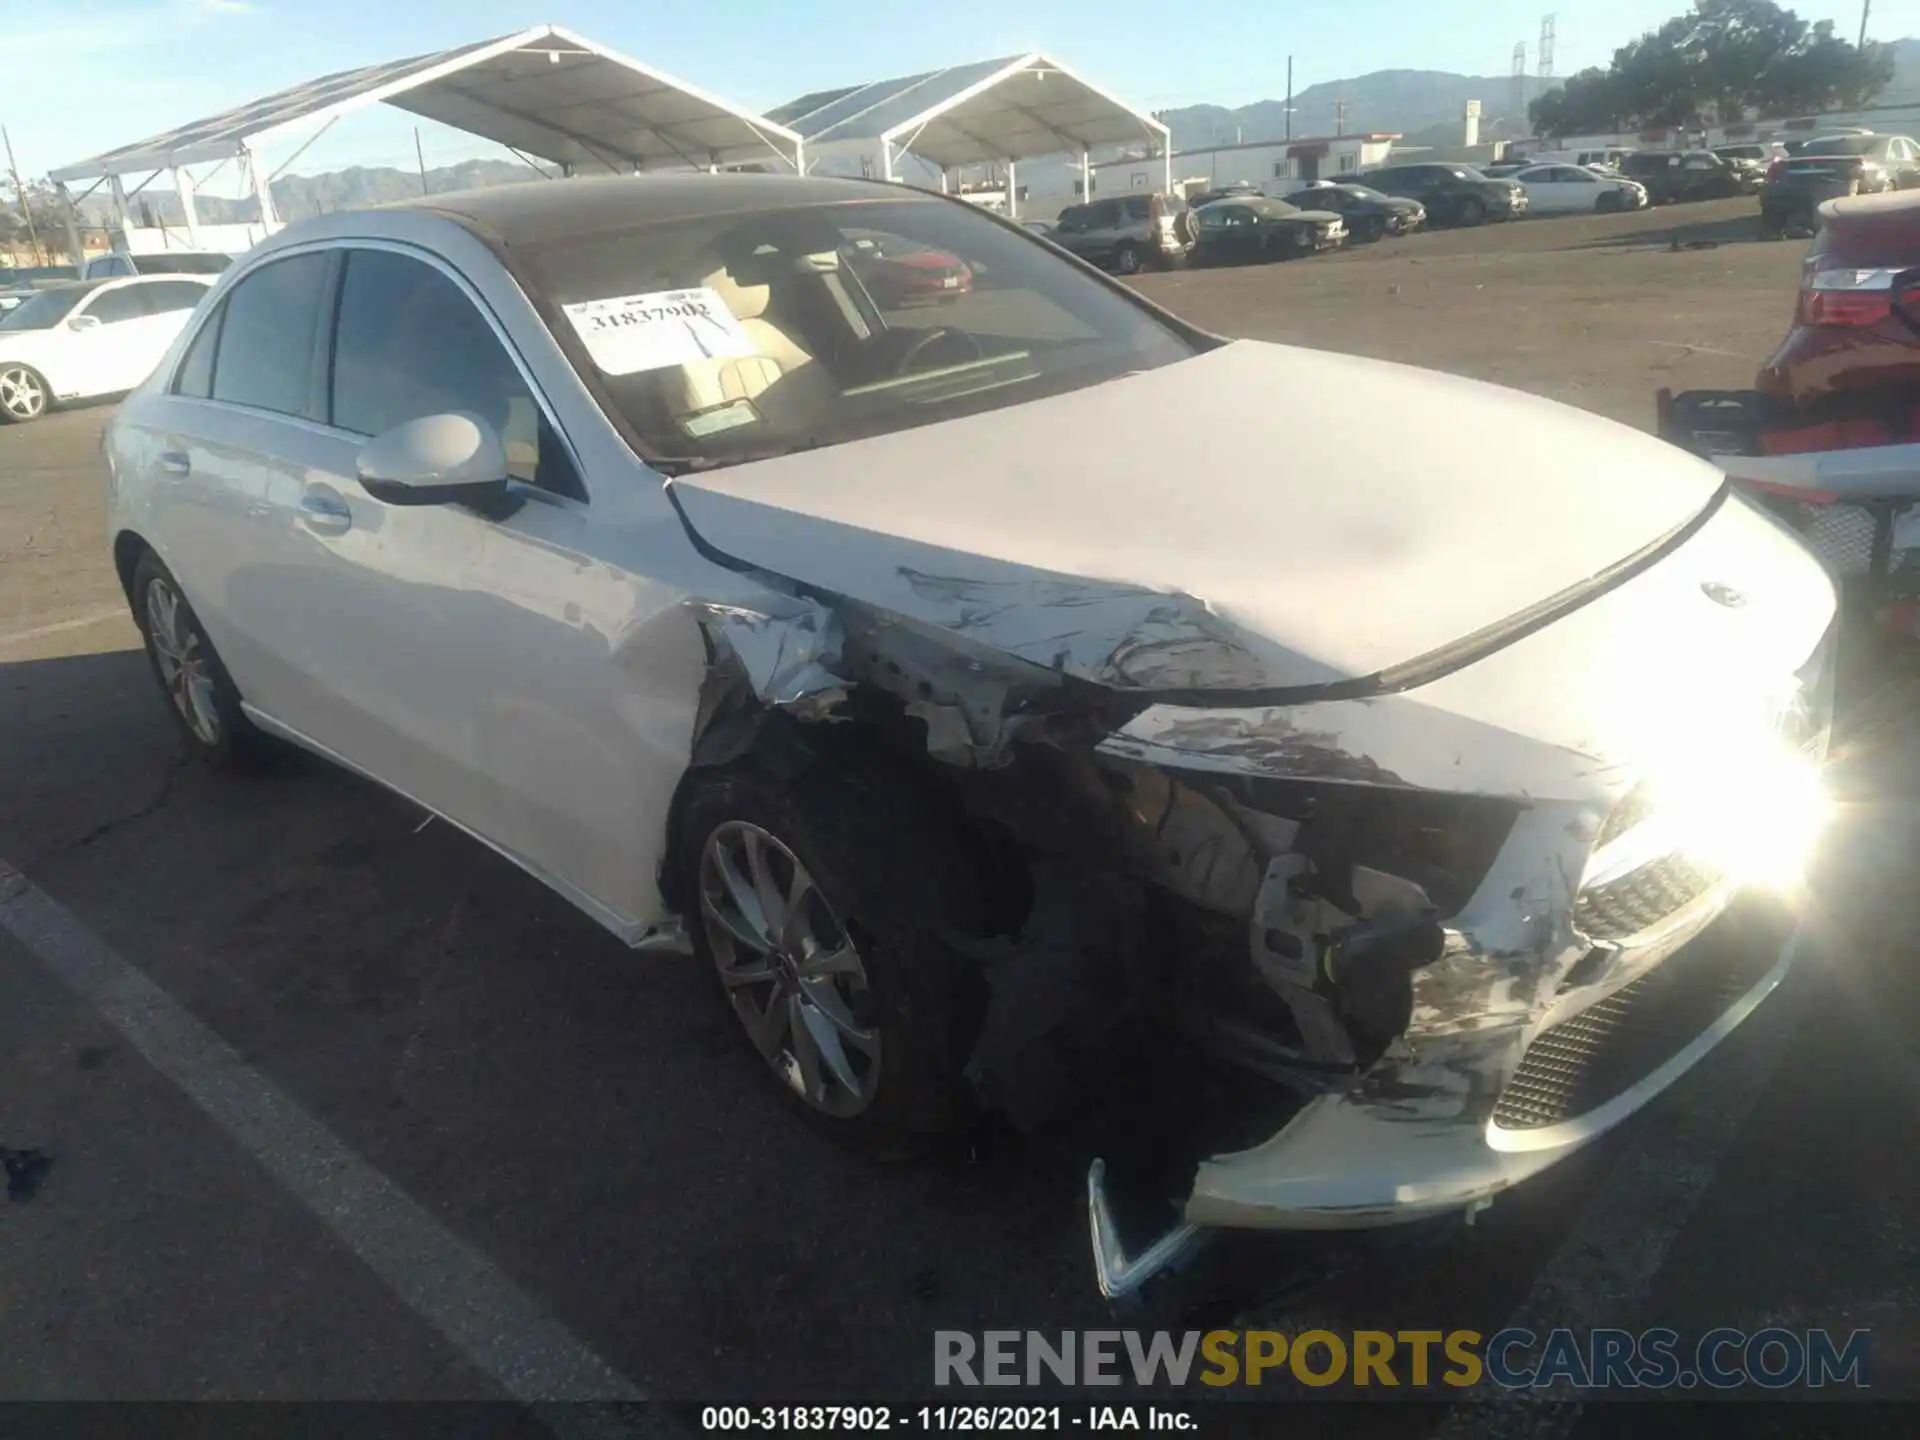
[0,179,71,265]
[1528,0,1893,138]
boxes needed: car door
[1548,165,1603,212]
[1888,137,1920,189]
[117,278,210,387]
[255,243,665,921]
[64,281,176,396]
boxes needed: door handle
[298,490,352,536]
[159,451,190,476]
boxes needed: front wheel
[1356,215,1387,243]
[0,363,49,424]
[677,753,984,1150]
[1595,191,1623,214]
[1112,243,1145,276]
[1457,196,1487,227]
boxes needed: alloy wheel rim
[145,577,221,746]
[698,821,881,1117]
[0,367,44,420]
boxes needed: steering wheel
[893,325,983,376]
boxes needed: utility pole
[1860,0,1872,49]
[3,125,43,266]
[1334,97,1348,137]
[1285,56,1293,142]
[414,127,430,197]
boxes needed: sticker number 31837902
[561,287,757,376]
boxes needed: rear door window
[209,252,331,419]
[81,286,155,325]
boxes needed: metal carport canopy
[48,24,803,183]
[879,53,1168,172]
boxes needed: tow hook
[1086,1158,1206,1300]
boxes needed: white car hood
[670,340,1727,694]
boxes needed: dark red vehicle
[842,229,973,306]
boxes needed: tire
[130,551,271,769]
[1457,196,1487,227]
[0,363,50,424]
[1113,243,1145,276]
[1595,190,1623,214]
[1357,215,1387,243]
[676,750,985,1152]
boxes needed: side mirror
[356,412,510,507]
[67,314,102,332]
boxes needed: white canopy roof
[879,54,1168,169]
[50,25,801,184]
[769,53,1168,170]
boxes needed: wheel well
[112,531,151,604]
[656,707,1030,936]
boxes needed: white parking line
[1433,922,1812,1437]
[0,607,131,649]
[0,860,647,1414]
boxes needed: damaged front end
[670,480,1834,1302]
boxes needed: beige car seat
[668,262,824,417]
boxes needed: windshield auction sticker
[562,288,756,376]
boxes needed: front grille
[1491,912,1784,1130]
[1773,501,1880,579]
[1575,854,1721,943]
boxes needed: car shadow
[1559,210,1783,252]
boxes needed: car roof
[377,173,941,249]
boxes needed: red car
[1658,189,1920,647]
[842,231,973,306]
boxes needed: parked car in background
[1712,142,1785,186]
[1618,150,1752,204]
[1659,189,1920,646]
[1182,183,1262,211]
[82,250,235,280]
[841,230,972,306]
[1050,193,1192,274]
[1759,134,1920,238]
[1527,146,1636,171]
[1354,163,1528,226]
[1190,195,1345,263]
[1479,162,1529,179]
[1020,219,1056,237]
[1282,182,1424,241]
[1509,163,1649,214]
[100,175,1837,1298]
[0,274,212,423]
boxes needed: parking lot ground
[1,198,1915,1420]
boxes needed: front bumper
[1183,893,1798,1229]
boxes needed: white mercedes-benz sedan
[101,174,1836,1298]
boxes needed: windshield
[0,284,93,331]
[522,197,1196,474]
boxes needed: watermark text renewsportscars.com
[934,1328,1872,1391]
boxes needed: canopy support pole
[56,182,85,267]
[1007,158,1018,217]
[244,142,279,239]
[174,166,202,248]
[881,137,896,182]
[108,176,131,251]
[1081,148,1091,201]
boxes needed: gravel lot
[2,196,1915,1422]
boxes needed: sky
[5,0,1919,196]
